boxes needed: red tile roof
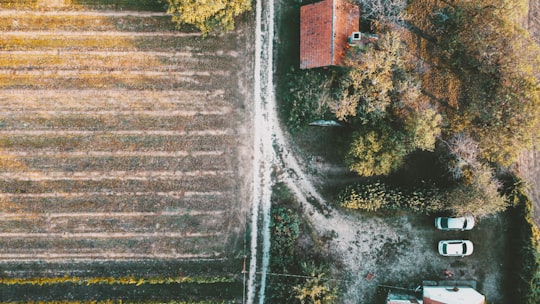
[300,0,360,69]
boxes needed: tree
[166,0,251,34]
[403,106,442,152]
[431,0,540,166]
[354,0,408,24]
[443,164,507,217]
[346,124,407,176]
[335,30,408,122]
[293,262,339,304]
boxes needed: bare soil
[0,1,252,275]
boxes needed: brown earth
[0,1,252,273]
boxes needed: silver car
[438,240,474,257]
[435,215,475,231]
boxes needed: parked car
[435,215,475,231]
[438,240,474,257]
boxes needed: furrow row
[2,30,200,37]
[0,0,166,12]
[0,10,170,17]
[0,154,232,172]
[0,253,219,261]
[0,150,225,157]
[0,15,177,32]
[0,192,230,213]
[0,53,237,72]
[0,89,229,110]
[0,134,236,151]
[0,34,237,52]
[0,69,229,76]
[0,73,229,90]
[0,177,235,193]
[0,214,226,234]
[0,130,232,136]
[0,109,232,116]
[0,115,233,132]
[0,210,225,218]
[0,236,224,256]
[0,50,240,58]
[0,170,234,181]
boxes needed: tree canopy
[335,30,442,176]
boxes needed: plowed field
[0,0,251,290]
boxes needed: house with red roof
[300,0,360,69]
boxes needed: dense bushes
[279,68,335,132]
[505,178,540,303]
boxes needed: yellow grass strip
[0,275,234,286]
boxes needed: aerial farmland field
[0,0,252,302]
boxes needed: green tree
[166,0,251,34]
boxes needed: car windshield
[462,243,467,253]
[462,218,467,228]
[442,244,447,254]
[440,218,449,228]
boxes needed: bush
[270,207,300,271]
[279,68,334,132]
[505,178,540,303]
[340,181,445,214]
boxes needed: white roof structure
[423,286,486,304]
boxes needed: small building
[385,281,486,304]
[300,0,360,69]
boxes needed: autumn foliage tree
[431,0,540,165]
[336,29,442,176]
[166,0,251,34]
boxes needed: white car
[435,215,475,231]
[438,240,474,257]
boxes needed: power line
[255,271,357,283]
